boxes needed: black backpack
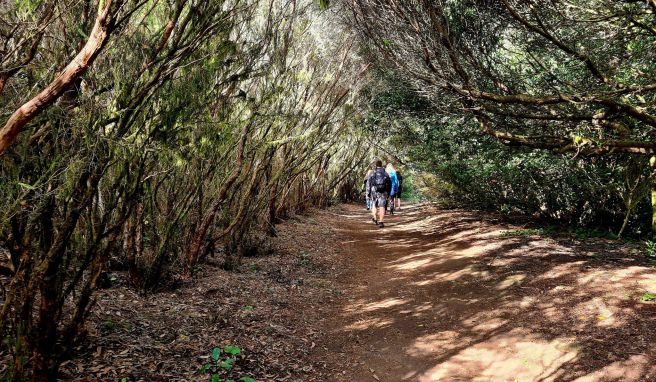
[372,168,391,193]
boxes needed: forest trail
[320,204,656,382]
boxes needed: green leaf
[241,377,256,382]
[199,363,213,374]
[211,375,221,382]
[220,358,235,370]
[223,345,241,355]
[16,182,36,190]
[212,347,221,361]
[121,378,128,382]
[641,292,656,301]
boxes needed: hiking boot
[372,217,377,225]
[378,222,385,228]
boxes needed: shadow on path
[322,203,656,382]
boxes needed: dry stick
[0,0,119,156]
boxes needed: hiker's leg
[378,198,386,222]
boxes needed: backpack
[371,168,391,193]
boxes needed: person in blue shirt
[386,163,399,214]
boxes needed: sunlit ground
[329,203,656,381]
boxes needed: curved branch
[0,0,122,156]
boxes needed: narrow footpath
[319,203,656,382]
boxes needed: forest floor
[65,203,656,381]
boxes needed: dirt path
[320,203,656,382]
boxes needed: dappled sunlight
[345,297,408,314]
[572,355,655,382]
[610,266,651,282]
[394,257,434,271]
[412,267,491,286]
[496,273,526,290]
[536,262,581,281]
[344,317,395,331]
[399,302,434,316]
[637,275,656,292]
[407,331,462,357]
[471,317,508,333]
[417,332,579,382]
[327,204,656,381]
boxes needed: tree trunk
[186,124,249,273]
[650,157,656,239]
[0,1,116,155]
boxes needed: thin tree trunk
[0,0,117,155]
[651,157,656,239]
[186,123,249,272]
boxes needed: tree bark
[0,1,116,155]
[651,157,656,239]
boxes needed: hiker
[395,169,403,210]
[386,163,399,215]
[368,159,391,228]
[363,168,374,210]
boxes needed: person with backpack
[386,163,400,215]
[368,159,391,228]
[395,169,403,211]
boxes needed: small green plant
[199,345,256,382]
[101,320,117,332]
[242,305,254,312]
[641,292,656,302]
[645,241,656,259]
[297,252,312,266]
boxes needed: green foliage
[1,0,369,377]
[645,241,656,259]
[199,346,254,382]
[101,320,118,332]
[399,174,420,202]
[223,345,242,356]
[212,347,222,361]
[316,0,330,10]
[297,252,312,267]
[641,292,656,302]
[14,0,42,14]
[363,72,652,236]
